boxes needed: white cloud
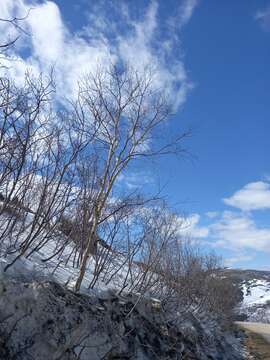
[85,0,196,110]
[224,254,254,267]
[173,179,270,262]
[223,181,270,211]
[117,172,154,190]
[0,0,197,109]
[117,2,159,73]
[210,211,270,252]
[1,0,114,98]
[206,211,219,219]
[178,213,209,239]
[181,211,269,254]
[169,0,199,30]
[0,0,27,39]
[27,1,64,63]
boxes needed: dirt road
[236,322,270,343]
[236,322,270,359]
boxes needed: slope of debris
[0,273,244,360]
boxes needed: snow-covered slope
[0,230,136,297]
[224,269,270,323]
[0,202,146,298]
[242,279,270,307]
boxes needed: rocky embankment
[0,275,244,360]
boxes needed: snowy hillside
[242,279,270,307]
[225,269,270,323]
[242,279,270,323]
[0,222,139,297]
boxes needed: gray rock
[0,277,244,360]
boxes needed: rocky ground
[0,273,244,360]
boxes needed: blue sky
[1,0,270,269]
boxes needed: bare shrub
[0,73,82,270]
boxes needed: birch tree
[73,65,187,291]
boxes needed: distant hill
[223,269,270,323]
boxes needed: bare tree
[0,73,54,254]
[71,65,188,291]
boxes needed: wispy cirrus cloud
[83,0,198,110]
[0,0,198,109]
[168,0,199,31]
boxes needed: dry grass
[243,329,270,359]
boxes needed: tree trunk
[74,217,98,292]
